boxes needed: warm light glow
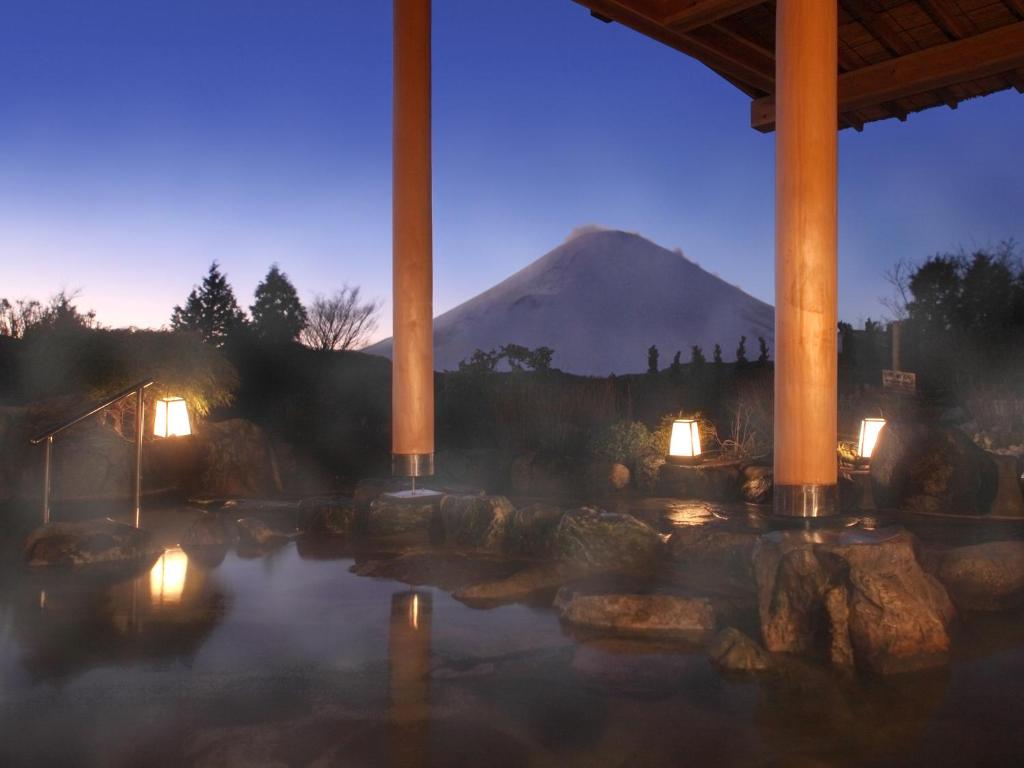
[409,593,419,630]
[153,396,191,437]
[669,419,702,458]
[150,548,189,605]
[857,418,886,459]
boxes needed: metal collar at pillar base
[773,484,838,518]
[392,453,434,478]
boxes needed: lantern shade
[154,397,191,438]
[669,419,702,462]
[857,418,886,460]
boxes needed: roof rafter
[661,0,766,32]
[752,20,1024,131]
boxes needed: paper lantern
[153,396,191,438]
[668,418,703,464]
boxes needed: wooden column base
[774,484,838,518]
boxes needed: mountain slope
[366,228,774,375]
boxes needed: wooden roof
[573,0,1024,131]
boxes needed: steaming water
[2,509,1024,767]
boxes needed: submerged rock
[235,517,293,549]
[929,540,1024,611]
[454,562,569,606]
[707,627,772,672]
[554,507,663,574]
[870,421,998,515]
[181,512,238,549]
[559,593,715,638]
[503,502,564,558]
[24,518,161,567]
[437,494,513,549]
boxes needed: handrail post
[133,385,144,529]
[42,435,53,525]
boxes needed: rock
[301,496,357,537]
[582,461,630,494]
[437,494,513,549]
[222,499,310,531]
[554,507,664,574]
[189,419,281,498]
[929,541,1024,611]
[235,517,292,549]
[454,563,569,606]
[633,453,666,495]
[752,533,830,654]
[707,627,772,672]
[509,452,577,497]
[503,502,564,558]
[559,593,715,638]
[667,525,757,591]
[181,512,237,548]
[657,461,741,501]
[823,585,855,668]
[365,494,440,537]
[870,422,998,515]
[989,454,1024,517]
[829,531,954,674]
[741,465,773,504]
[24,518,161,566]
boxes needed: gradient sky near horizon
[2,1,1022,342]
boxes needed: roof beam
[752,20,1024,130]
[575,0,774,93]
[661,0,766,32]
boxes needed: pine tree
[647,345,659,374]
[735,336,748,366]
[713,344,723,365]
[690,345,706,365]
[171,261,246,347]
[757,336,770,365]
[250,264,308,344]
[669,351,682,375]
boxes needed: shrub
[590,420,656,466]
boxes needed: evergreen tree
[171,261,246,347]
[713,343,723,365]
[757,336,770,365]
[647,345,659,374]
[250,264,308,344]
[735,336,748,366]
[669,351,682,375]
[690,345,706,365]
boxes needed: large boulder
[300,496,357,537]
[668,524,758,591]
[365,494,440,538]
[437,494,513,549]
[24,518,161,566]
[928,541,1024,611]
[503,502,564,558]
[558,593,715,638]
[753,529,955,674]
[553,507,663,574]
[741,465,773,505]
[870,422,998,515]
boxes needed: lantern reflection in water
[150,548,189,606]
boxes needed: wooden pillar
[773,0,839,517]
[392,0,434,478]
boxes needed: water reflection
[389,590,432,768]
[12,548,226,682]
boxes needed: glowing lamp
[857,418,886,461]
[668,419,702,464]
[153,396,191,438]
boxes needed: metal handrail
[30,379,155,527]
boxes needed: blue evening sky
[1,0,1021,339]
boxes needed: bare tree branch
[300,286,381,351]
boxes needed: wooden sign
[882,369,916,394]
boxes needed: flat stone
[235,517,293,549]
[930,540,1024,611]
[558,593,716,638]
[454,563,569,607]
[24,518,161,567]
[707,627,772,672]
